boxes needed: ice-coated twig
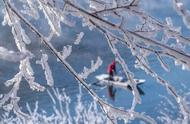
[37,0,62,36]
[135,54,190,123]
[100,100,156,124]
[65,1,190,69]
[0,2,46,122]
[97,22,189,123]
[105,33,141,110]
[2,4,31,46]
[111,29,190,121]
[74,32,84,45]
[2,2,115,123]
[2,0,190,123]
[156,53,170,72]
[118,30,190,122]
[36,54,54,86]
[92,3,190,46]
[4,2,158,123]
[11,97,31,121]
[20,0,40,20]
[20,59,45,92]
[79,56,103,79]
[40,1,190,70]
[173,0,190,30]
[60,45,72,60]
[94,23,143,108]
[0,72,22,107]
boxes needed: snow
[74,32,84,45]
[36,54,54,86]
[1,0,190,123]
[79,57,103,79]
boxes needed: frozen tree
[0,0,190,124]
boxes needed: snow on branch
[91,2,190,46]
[20,59,46,92]
[79,57,103,79]
[100,101,156,124]
[2,0,190,123]
[2,0,45,93]
[0,72,22,107]
[20,0,40,20]
[66,1,190,70]
[156,53,170,72]
[36,54,54,86]
[134,54,190,120]
[2,4,31,46]
[37,0,62,36]
[2,4,116,122]
[173,0,190,30]
[74,32,84,45]
[60,45,72,60]
[105,32,142,110]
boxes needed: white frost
[36,54,54,86]
[74,32,84,45]
[79,57,103,79]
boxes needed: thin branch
[65,1,190,68]
[3,1,156,123]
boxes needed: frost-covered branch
[65,1,190,70]
[79,57,103,79]
[36,54,54,86]
[173,0,190,29]
[74,32,84,45]
[1,0,190,123]
[92,2,190,46]
[3,2,136,123]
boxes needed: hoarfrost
[37,0,62,36]
[36,54,54,86]
[173,0,190,29]
[60,45,72,60]
[89,1,105,11]
[20,0,39,20]
[74,32,84,45]
[79,57,103,79]
[1,0,190,123]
